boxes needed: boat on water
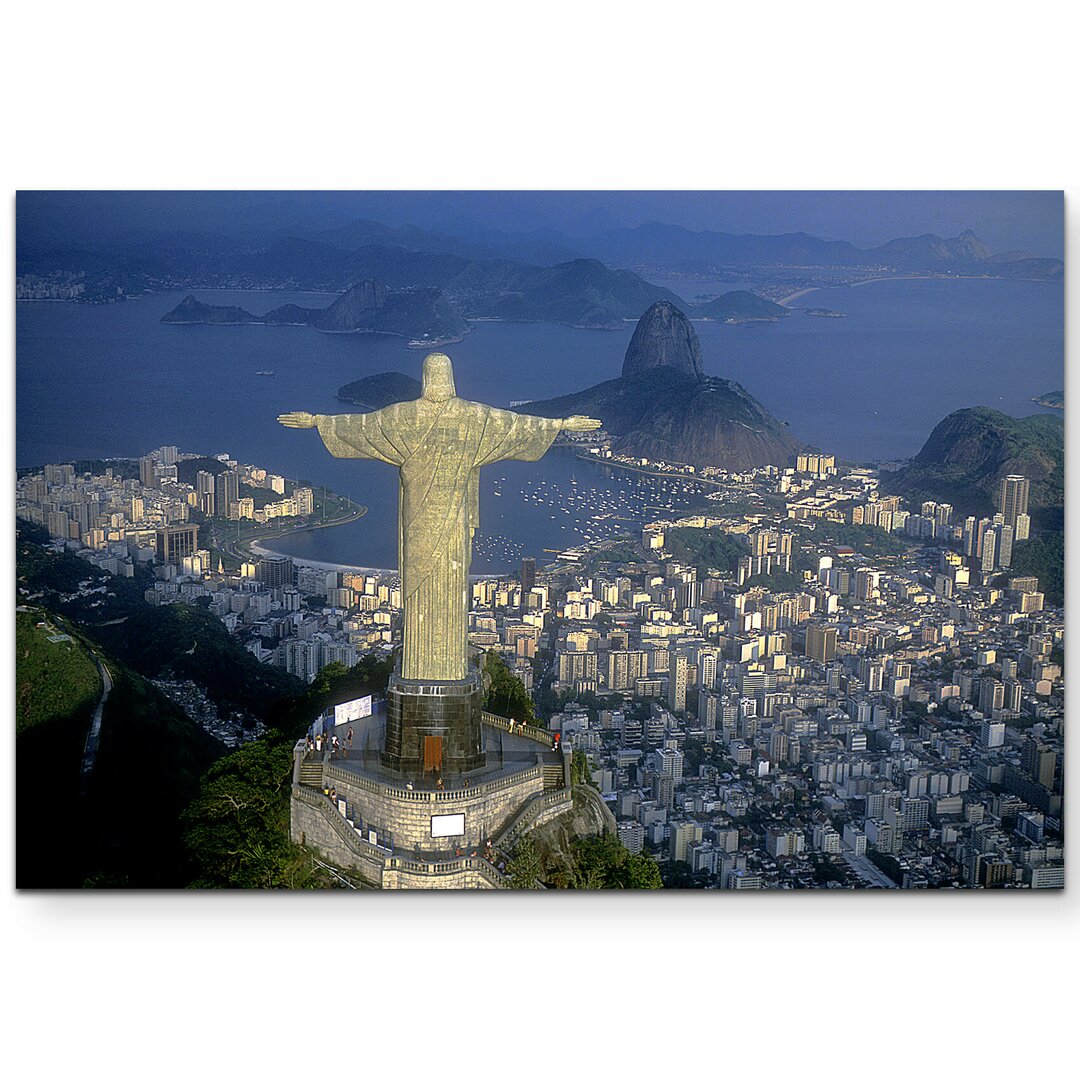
[256,370,276,377]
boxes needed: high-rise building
[215,470,240,520]
[557,649,598,690]
[805,623,838,663]
[139,455,157,490]
[1022,738,1057,790]
[979,683,1005,721]
[294,487,315,516]
[617,820,645,855]
[998,475,1030,530]
[766,827,805,858]
[738,528,793,584]
[606,650,648,691]
[980,528,997,572]
[854,568,881,601]
[667,652,688,713]
[520,557,536,607]
[670,821,703,863]
[156,524,199,566]
[995,523,1014,569]
[655,743,684,780]
[697,687,721,735]
[196,470,216,515]
[256,555,295,589]
[697,651,718,690]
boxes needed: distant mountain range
[579,223,1063,281]
[18,209,1062,316]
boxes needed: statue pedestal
[381,669,486,776]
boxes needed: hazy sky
[17,190,1064,258]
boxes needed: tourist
[436,777,444,790]
[328,787,337,802]
[508,718,515,734]
[315,733,323,753]
[346,728,354,749]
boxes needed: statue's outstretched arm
[473,407,602,467]
[278,410,318,429]
[559,415,602,432]
[278,410,405,465]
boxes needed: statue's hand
[562,415,602,432]
[278,411,317,429]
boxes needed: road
[79,655,113,791]
[843,850,899,889]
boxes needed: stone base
[381,669,486,776]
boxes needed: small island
[1032,390,1064,410]
[690,290,791,324]
[337,371,422,409]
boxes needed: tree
[182,735,326,888]
[570,749,594,788]
[570,834,662,889]
[482,651,535,725]
[506,836,542,889]
[660,860,710,889]
[183,656,393,887]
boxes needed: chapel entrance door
[423,736,444,775]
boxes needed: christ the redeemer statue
[279,353,601,684]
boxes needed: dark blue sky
[17,190,1063,258]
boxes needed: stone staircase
[543,761,564,789]
[299,759,324,789]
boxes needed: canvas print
[15,191,1063,889]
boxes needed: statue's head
[422,353,456,401]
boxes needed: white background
[431,813,467,839]
[2,2,1076,1077]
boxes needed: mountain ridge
[579,223,1062,281]
[162,281,469,341]
[879,406,1064,517]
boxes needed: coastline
[574,450,726,489]
[248,538,395,576]
[236,502,377,572]
[777,287,820,307]
[776,271,1049,307]
[248,539,502,581]
[246,511,501,580]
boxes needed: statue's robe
[316,399,563,681]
